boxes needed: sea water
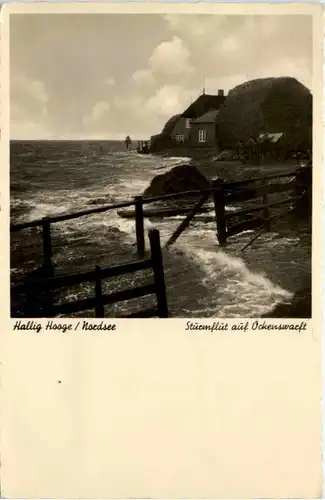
[10,140,311,317]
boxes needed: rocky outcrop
[143,164,210,201]
[217,77,312,153]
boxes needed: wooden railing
[214,165,311,244]
[10,185,218,269]
[10,165,312,279]
[11,228,168,318]
[164,165,311,246]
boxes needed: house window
[198,129,207,143]
[175,134,184,143]
[185,118,191,129]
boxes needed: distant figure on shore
[125,135,132,149]
[136,140,150,154]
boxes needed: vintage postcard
[0,1,323,498]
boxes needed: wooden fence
[11,228,168,318]
[164,164,311,247]
[10,182,219,268]
[10,164,311,316]
[211,165,311,245]
[11,165,311,260]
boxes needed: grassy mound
[217,77,312,153]
[150,114,181,151]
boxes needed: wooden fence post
[134,196,145,257]
[295,166,312,216]
[95,266,104,318]
[41,218,54,316]
[212,179,226,245]
[164,190,210,248]
[149,229,168,318]
[42,218,54,278]
[262,181,271,231]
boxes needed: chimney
[218,89,224,96]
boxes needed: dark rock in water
[217,77,312,154]
[143,164,210,201]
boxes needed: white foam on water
[12,144,307,318]
[107,210,157,247]
[225,205,241,212]
[262,234,301,247]
[24,200,77,222]
[166,156,191,162]
[174,228,293,317]
[148,156,191,174]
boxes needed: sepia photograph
[1,3,323,500]
[9,8,314,318]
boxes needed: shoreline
[146,152,312,316]
[149,148,301,182]
[11,142,312,319]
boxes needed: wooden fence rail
[11,165,311,319]
[164,169,305,247]
[225,195,300,220]
[225,178,296,203]
[164,165,310,246]
[11,228,168,319]
[165,191,210,248]
[11,165,312,273]
[10,167,304,232]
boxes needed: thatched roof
[150,94,226,151]
[192,109,220,124]
[182,94,226,119]
[161,114,181,135]
[217,77,312,152]
[150,114,182,151]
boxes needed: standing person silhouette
[125,135,132,149]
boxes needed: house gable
[170,116,191,142]
[181,93,226,119]
[192,109,220,124]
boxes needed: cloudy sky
[10,13,312,140]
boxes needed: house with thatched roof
[150,89,226,151]
[217,77,312,155]
[190,109,221,148]
[170,89,226,145]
